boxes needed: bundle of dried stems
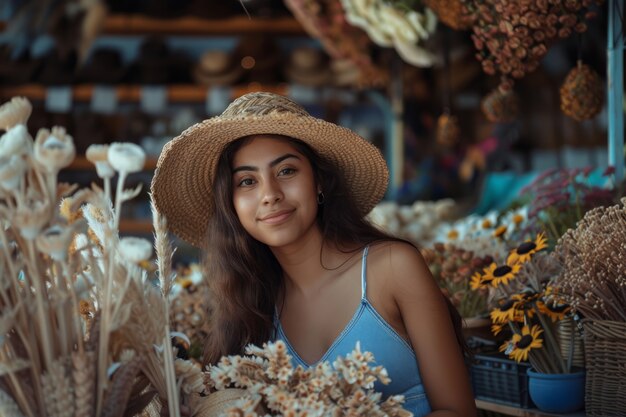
[551,198,626,322]
[0,96,204,417]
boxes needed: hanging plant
[463,0,604,92]
[560,60,604,121]
[436,112,461,147]
[423,0,472,30]
[481,83,520,123]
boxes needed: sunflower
[470,272,489,290]
[512,291,539,319]
[540,301,571,322]
[491,322,506,336]
[490,298,521,323]
[509,325,543,362]
[493,225,507,238]
[507,233,548,265]
[482,262,521,287]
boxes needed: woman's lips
[259,209,294,224]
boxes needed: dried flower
[13,200,51,239]
[34,127,76,174]
[107,143,146,174]
[86,144,115,179]
[0,154,27,191]
[119,237,153,264]
[36,223,75,261]
[0,96,32,130]
[0,125,32,158]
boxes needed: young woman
[151,92,477,417]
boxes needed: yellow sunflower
[470,272,489,290]
[490,298,521,323]
[491,322,506,336]
[540,301,571,322]
[510,325,543,362]
[482,262,521,287]
[507,233,548,265]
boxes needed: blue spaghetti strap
[361,245,369,300]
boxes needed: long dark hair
[202,135,466,365]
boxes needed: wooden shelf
[66,156,158,170]
[0,84,290,103]
[0,15,305,36]
[119,219,153,234]
[103,14,305,35]
[476,400,586,417]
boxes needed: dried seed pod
[436,113,461,147]
[481,85,520,122]
[560,61,604,121]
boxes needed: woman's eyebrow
[232,153,301,174]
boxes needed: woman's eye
[279,168,296,176]
[238,178,255,187]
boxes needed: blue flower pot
[527,368,585,413]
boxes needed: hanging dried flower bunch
[283,0,388,87]
[424,0,472,30]
[550,198,626,322]
[464,0,603,91]
[559,60,604,121]
[481,85,520,122]
[340,0,437,67]
[436,112,461,146]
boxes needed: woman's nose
[261,178,283,204]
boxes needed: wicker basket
[581,319,626,416]
[558,317,585,369]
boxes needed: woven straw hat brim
[151,112,389,248]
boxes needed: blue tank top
[274,246,432,416]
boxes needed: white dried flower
[0,124,33,158]
[119,236,152,264]
[0,154,26,190]
[36,224,74,261]
[86,144,115,179]
[34,127,75,174]
[13,200,50,240]
[0,96,32,130]
[107,142,146,174]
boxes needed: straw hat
[193,50,244,86]
[285,47,332,86]
[151,92,389,248]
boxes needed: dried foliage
[551,198,626,322]
[0,97,202,417]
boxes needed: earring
[317,192,325,205]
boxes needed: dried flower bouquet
[193,340,411,417]
[0,97,203,417]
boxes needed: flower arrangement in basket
[190,340,411,417]
[0,96,205,417]
[549,198,626,415]
[470,231,578,374]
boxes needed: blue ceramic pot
[527,368,585,413]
